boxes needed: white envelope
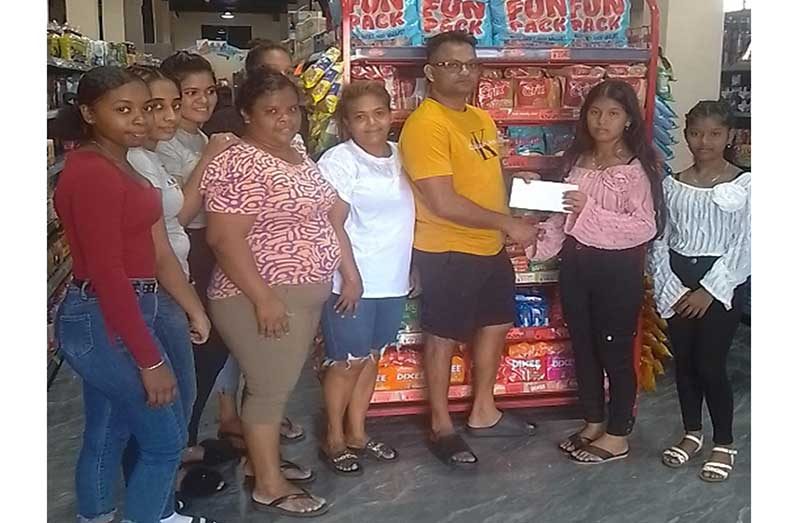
[509,179,579,213]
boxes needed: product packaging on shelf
[376,345,467,391]
[507,126,546,156]
[569,0,631,47]
[605,63,647,108]
[477,71,514,110]
[543,124,575,155]
[351,64,399,109]
[553,64,605,108]
[514,290,550,328]
[310,62,344,104]
[301,47,342,89]
[399,299,421,333]
[498,340,572,384]
[491,0,573,47]
[59,26,89,64]
[348,0,423,46]
[506,67,563,110]
[419,0,493,46]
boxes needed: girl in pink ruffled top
[528,80,665,465]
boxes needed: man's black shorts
[413,248,516,343]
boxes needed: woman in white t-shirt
[316,82,416,475]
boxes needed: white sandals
[699,446,738,483]
[662,434,704,468]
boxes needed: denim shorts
[321,295,406,364]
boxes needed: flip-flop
[348,440,398,462]
[466,412,537,438]
[559,432,596,454]
[242,458,316,485]
[569,444,630,465]
[426,433,478,468]
[179,466,227,498]
[281,417,306,444]
[318,448,364,476]
[251,488,329,518]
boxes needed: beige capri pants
[208,282,331,424]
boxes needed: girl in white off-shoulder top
[649,101,750,483]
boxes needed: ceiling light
[220,11,234,20]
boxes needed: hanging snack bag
[509,68,562,110]
[350,0,423,46]
[301,47,342,90]
[310,62,344,104]
[569,0,631,47]
[352,65,400,109]
[543,124,576,155]
[491,0,572,47]
[419,0,493,46]
[477,76,514,110]
[553,65,605,108]
[321,79,343,114]
[606,63,647,108]
[508,126,547,156]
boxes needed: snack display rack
[330,0,660,417]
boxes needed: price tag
[550,48,571,61]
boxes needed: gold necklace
[688,162,733,187]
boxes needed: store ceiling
[168,1,291,14]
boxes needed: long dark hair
[55,66,145,141]
[562,80,666,237]
[685,100,740,167]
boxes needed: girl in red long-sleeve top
[54,66,214,523]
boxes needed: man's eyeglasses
[430,60,482,74]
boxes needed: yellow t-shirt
[399,98,508,256]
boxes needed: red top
[55,150,163,368]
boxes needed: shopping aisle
[48,327,750,523]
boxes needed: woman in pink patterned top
[528,81,664,465]
[202,70,338,518]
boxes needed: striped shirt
[649,172,751,318]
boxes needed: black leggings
[667,251,741,446]
[186,228,230,446]
[560,238,645,436]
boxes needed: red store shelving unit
[334,0,660,417]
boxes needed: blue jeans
[123,290,196,519]
[57,286,187,523]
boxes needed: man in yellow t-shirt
[399,31,539,468]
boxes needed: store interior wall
[65,0,99,39]
[658,0,724,171]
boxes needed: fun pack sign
[569,0,631,45]
[351,0,424,45]
[491,0,573,46]
[420,0,494,45]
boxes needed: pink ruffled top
[530,160,657,261]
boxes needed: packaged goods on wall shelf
[47,21,158,70]
[335,0,638,49]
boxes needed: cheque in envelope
[509,179,579,214]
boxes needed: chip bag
[570,0,631,47]
[301,47,341,90]
[350,0,423,46]
[553,65,605,108]
[477,77,514,110]
[491,0,573,47]
[419,0,493,46]
[310,63,344,104]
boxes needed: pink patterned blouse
[530,160,657,261]
[201,140,340,300]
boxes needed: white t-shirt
[317,140,415,298]
[128,147,191,278]
[156,128,209,230]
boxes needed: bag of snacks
[349,0,423,46]
[606,63,647,108]
[477,77,514,110]
[491,0,573,47]
[553,64,605,108]
[570,0,631,47]
[420,0,493,46]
